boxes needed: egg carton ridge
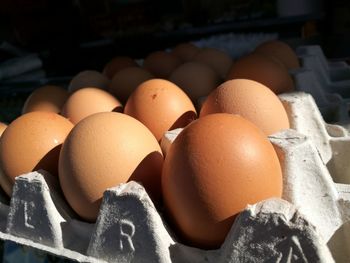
[0,170,333,263]
[291,45,350,126]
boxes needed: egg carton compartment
[0,92,348,262]
[291,67,349,125]
[277,92,350,261]
[296,45,350,83]
[294,55,350,101]
[278,91,350,167]
[278,91,350,256]
[290,45,350,126]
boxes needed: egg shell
[0,121,8,196]
[255,40,300,70]
[124,79,197,141]
[102,56,138,79]
[171,42,200,62]
[162,113,283,248]
[192,47,233,79]
[109,67,154,103]
[58,112,163,222]
[226,52,294,94]
[169,61,221,103]
[200,79,290,135]
[0,112,73,196]
[0,123,7,137]
[22,85,69,114]
[143,51,182,79]
[62,87,122,124]
[68,70,110,93]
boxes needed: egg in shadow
[33,144,62,177]
[128,151,164,206]
[112,105,124,113]
[169,111,197,131]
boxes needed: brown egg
[102,56,138,79]
[200,79,289,135]
[169,62,221,103]
[254,40,300,70]
[143,51,182,78]
[68,70,110,93]
[162,113,282,248]
[22,85,69,114]
[109,67,154,103]
[124,79,197,141]
[226,53,294,94]
[0,112,73,196]
[0,122,8,195]
[171,42,200,62]
[59,112,163,221]
[192,47,233,79]
[0,123,7,137]
[62,87,122,124]
[0,164,9,197]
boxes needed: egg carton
[296,45,350,84]
[0,92,349,262]
[292,45,350,126]
[291,66,349,125]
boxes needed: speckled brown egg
[143,51,182,78]
[102,56,139,79]
[200,79,289,135]
[0,112,73,196]
[254,40,300,70]
[192,47,233,79]
[162,113,282,248]
[169,62,221,103]
[124,79,197,141]
[68,70,110,93]
[22,85,69,114]
[109,67,154,103]
[226,53,294,94]
[59,112,163,221]
[62,87,122,124]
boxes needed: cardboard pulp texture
[294,45,350,126]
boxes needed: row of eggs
[0,39,300,249]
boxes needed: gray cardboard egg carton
[0,92,348,262]
[293,45,350,127]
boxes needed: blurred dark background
[0,0,349,76]
[0,0,350,125]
